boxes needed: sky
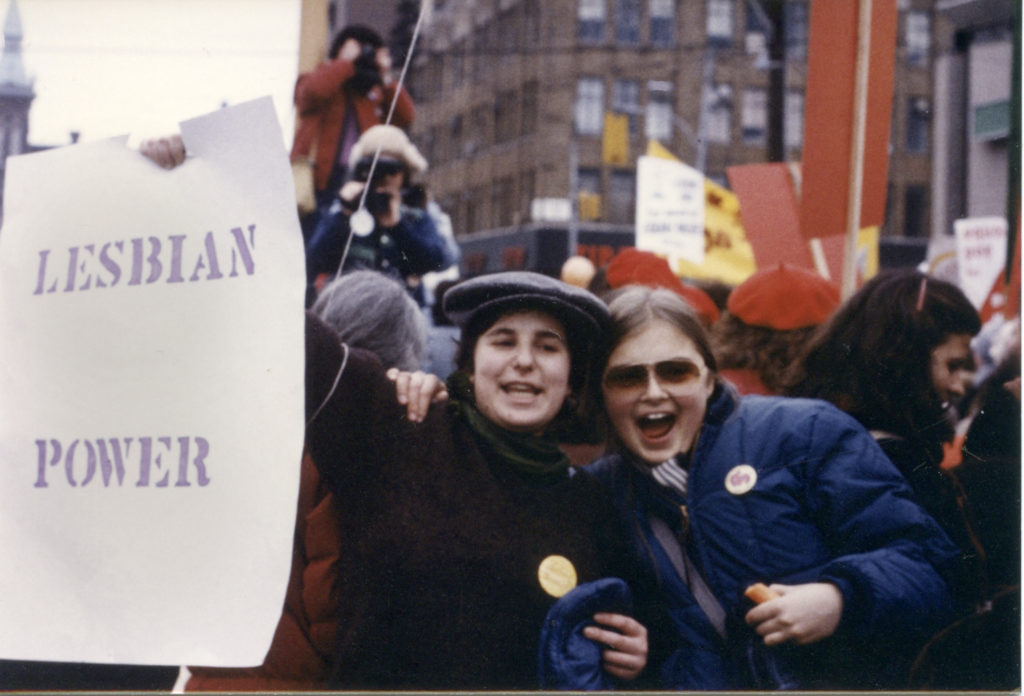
[15,0,302,148]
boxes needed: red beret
[605,248,720,325]
[727,263,840,330]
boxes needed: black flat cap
[443,271,610,345]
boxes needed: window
[470,185,490,232]
[905,10,930,67]
[575,78,605,136]
[650,0,675,46]
[707,0,733,45]
[524,0,542,45]
[784,1,808,60]
[495,90,518,143]
[904,184,929,237]
[608,169,636,224]
[615,0,642,44]
[521,81,539,136]
[613,80,641,134]
[578,168,601,195]
[578,0,606,42]
[645,81,673,141]
[492,177,514,228]
[741,88,767,145]
[578,168,602,221]
[785,90,804,149]
[705,84,732,143]
[451,44,465,88]
[745,5,768,65]
[470,105,491,152]
[449,115,463,161]
[906,97,930,153]
[519,170,536,224]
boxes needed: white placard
[0,97,306,666]
[635,155,705,264]
[954,216,1008,309]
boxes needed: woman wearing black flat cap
[301,270,648,689]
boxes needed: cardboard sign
[955,216,1009,310]
[635,155,705,264]
[0,97,306,666]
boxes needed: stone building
[403,0,1001,276]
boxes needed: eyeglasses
[602,359,705,392]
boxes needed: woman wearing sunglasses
[585,285,961,690]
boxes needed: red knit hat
[605,248,720,325]
[727,263,840,330]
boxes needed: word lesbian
[35,436,211,488]
[33,224,256,296]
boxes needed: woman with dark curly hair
[784,269,987,611]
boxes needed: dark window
[650,0,675,46]
[904,184,929,237]
[522,81,539,136]
[608,169,636,224]
[613,80,641,134]
[578,0,606,42]
[615,0,642,44]
[906,97,930,154]
[784,1,808,60]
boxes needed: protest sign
[0,97,306,666]
[954,216,1009,310]
[635,155,705,265]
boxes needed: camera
[350,42,382,94]
[345,156,405,216]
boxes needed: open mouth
[638,412,676,439]
[503,383,541,397]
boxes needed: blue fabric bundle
[537,578,634,690]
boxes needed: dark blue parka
[587,384,960,690]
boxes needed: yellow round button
[537,555,578,598]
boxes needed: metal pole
[568,138,579,261]
[842,0,872,299]
[695,49,714,174]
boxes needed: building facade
[931,0,1016,245]
[407,0,984,277]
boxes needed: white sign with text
[954,216,1008,309]
[0,97,306,666]
[635,155,705,264]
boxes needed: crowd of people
[3,21,1018,693]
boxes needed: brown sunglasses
[603,359,704,391]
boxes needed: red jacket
[290,58,415,194]
[185,453,338,691]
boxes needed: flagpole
[842,0,872,299]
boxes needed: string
[335,0,428,278]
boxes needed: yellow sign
[602,112,630,166]
[857,225,879,282]
[647,140,756,286]
[578,191,602,221]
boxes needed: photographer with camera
[291,25,415,239]
[304,125,455,307]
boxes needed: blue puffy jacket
[587,384,960,690]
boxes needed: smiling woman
[586,284,961,690]
[287,271,651,689]
[469,311,571,434]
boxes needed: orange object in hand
[744,582,780,604]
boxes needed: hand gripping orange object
[744,582,780,604]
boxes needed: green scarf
[446,371,570,482]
